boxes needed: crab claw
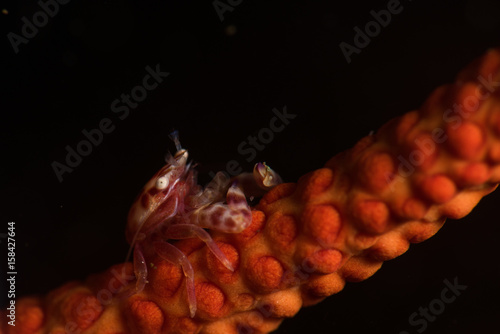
[253,162,283,190]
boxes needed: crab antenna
[169,130,183,152]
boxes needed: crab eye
[155,176,169,190]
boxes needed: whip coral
[3,47,500,334]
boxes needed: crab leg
[116,243,149,299]
[153,240,197,318]
[164,224,234,271]
[133,244,148,293]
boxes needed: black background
[1,0,500,333]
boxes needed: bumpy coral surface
[3,48,500,334]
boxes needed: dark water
[1,0,500,333]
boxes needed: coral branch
[3,48,500,334]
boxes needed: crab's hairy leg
[194,184,252,233]
[153,240,197,318]
[164,224,234,271]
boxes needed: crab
[122,132,282,317]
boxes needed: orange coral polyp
[446,121,486,159]
[127,298,164,334]
[62,292,103,331]
[246,255,284,292]
[454,82,484,115]
[4,47,500,334]
[206,242,239,283]
[304,249,343,275]
[194,282,226,318]
[258,183,296,207]
[419,174,457,204]
[357,151,396,193]
[266,213,298,248]
[149,260,183,299]
[456,162,491,186]
[351,198,390,234]
[398,197,428,220]
[298,168,335,201]
[303,204,342,246]
[10,299,43,334]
